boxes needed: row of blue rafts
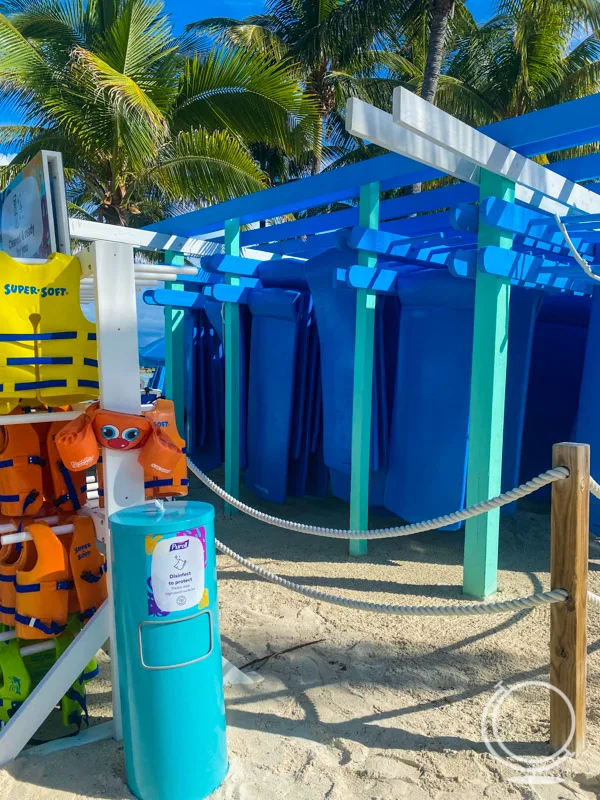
[142,255,592,529]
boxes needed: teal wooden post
[164,250,185,433]
[463,170,515,597]
[223,218,241,516]
[349,182,380,556]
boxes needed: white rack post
[83,240,146,740]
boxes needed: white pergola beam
[69,218,220,257]
[347,97,481,187]
[391,87,600,216]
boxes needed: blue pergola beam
[147,92,600,241]
[144,288,209,309]
[479,92,600,157]
[257,210,457,256]
[451,199,596,257]
[230,184,476,248]
[449,247,591,293]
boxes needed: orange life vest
[56,400,187,504]
[0,421,87,518]
[15,522,71,639]
[14,518,107,640]
[56,404,181,470]
[142,400,188,499]
[67,517,107,623]
[0,539,36,626]
[95,400,189,504]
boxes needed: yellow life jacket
[0,252,99,414]
[0,421,88,518]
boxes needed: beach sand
[1,473,600,799]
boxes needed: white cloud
[0,153,15,165]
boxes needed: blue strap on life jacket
[0,574,15,583]
[77,380,99,388]
[7,357,73,365]
[15,580,73,593]
[55,461,82,511]
[0,697,23,719]
[0,493,19,502]
[14,380,68,391]
[64,685,89,727]
[144,478,189,489]
[82,665,99,681]
[0,603,15,615]
[14,613,66,636]
[0,456,44,469]
[0,332,77,342]
[78,606,97,623]
[81,563,107,584]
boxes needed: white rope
[215,538,567,615]
[188,458,568,540]
[589,591,600,606]
[590,476,600,500]
[554,214,600,282]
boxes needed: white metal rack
[0,237,144,764]
[0,218,256,765]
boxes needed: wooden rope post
[550,442,589,756]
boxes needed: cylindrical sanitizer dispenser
[109,501,228,800]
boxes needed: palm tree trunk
[412,0,455,194]
[422,0,455,103]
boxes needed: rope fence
[191,443,597,755]
[214,538,568,615]
[188,457,600,617]
[188,458,568,540]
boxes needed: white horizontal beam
[133,264,199,276]
[70,218,221,257]
[22,720,113,759]
[348,98,581,217]
[347,97,480,186]
[391,87,600,215]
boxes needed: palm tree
[0,0,313,225]
[187,0,422,173]
[421,0,457,103]
[448,0,600,125]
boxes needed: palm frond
[172,46,313,152]
[144,127,266,203]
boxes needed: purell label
[150,531,205,614]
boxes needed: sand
[1,474,600,799]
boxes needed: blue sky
[170,0,495,28]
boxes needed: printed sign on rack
[0,150,70,258]
[146,526,209,616]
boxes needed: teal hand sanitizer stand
[109,501,228,800]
